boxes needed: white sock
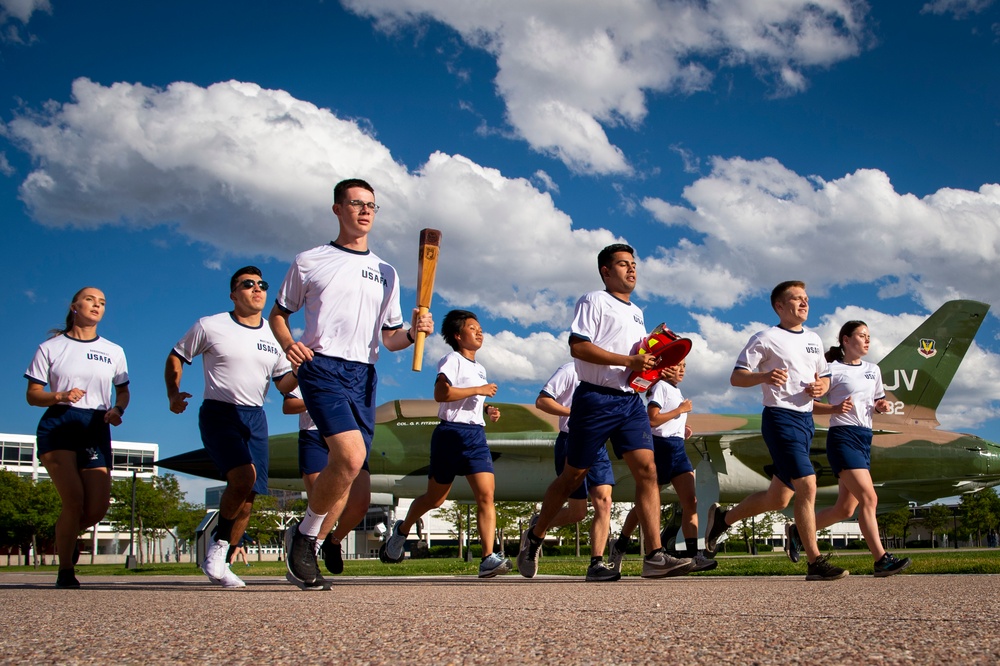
[298,507,328,537]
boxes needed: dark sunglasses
[234,279,269,291]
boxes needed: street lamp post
[125,470,138,569]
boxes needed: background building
[1,432,158,562]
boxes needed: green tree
[24,480,61,566]
[495,501,535,553]
[171,502,207,563]
[108,474,185,564]
[960,490,999,546]
[434,501,478,558]
[731,511,776,554]
[878,506,911,548]
[246,494,287,553]
[0,470,33,564]
[921,503,952,548]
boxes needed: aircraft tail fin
[877,300,989,427]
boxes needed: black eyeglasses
[346,199,380,213]
[234,279,268,291]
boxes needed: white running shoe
[381,520,407,563]
[218,565,246,588]
[608,536,628,573]
[201,538,229,583]
[478,552,513,578]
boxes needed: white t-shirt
[274,243,404,364]
[25,334,129,411]
[287,387,316,431]
[172,312,292,407]
[735,326,830,412]
[648,380,686,438]
[436,351,488,426]
[570,290,647,393]
[827,360,886,429]
[539,362,578,433]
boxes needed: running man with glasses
[166,266,296,588]
[270,178,434,590]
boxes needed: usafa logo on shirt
[87,352,113,364]
[805,344,821,354]
[634,314,644,326]
[865,371,878,380]
[361,267,388,286]
[257,341,281,356]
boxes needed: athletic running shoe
[285,523,322,588]
[516,527,542,578]
[784,523,802,563]
[201,537,229,583]
[218,565,246,588]
[585,560,621,582]
[690,552,718,572]
[284,572,328,591]
[322,536,344,575]
[703,504,728,555]
[478,552,513,578]
[873,552,911,578]
[640,549,694,579]
[379,520,407,563]
[805,554,849,581]
[55,569,80,589]
[608,536,628,573]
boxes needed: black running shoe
[806,554,849,581]
[704,504,728,555]
[55,569,80,589]
[322,536,344,575]
[784,523,801,563]
[285,523,321,587]
[873,552,911,578]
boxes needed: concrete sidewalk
[2,572,997,664]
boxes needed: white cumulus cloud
[4,78,622,326]
[0,0,50,24]
[642,156,1000,311]
[342,0,871,174]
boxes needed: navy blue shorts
[429,421,494,485]
[761,406,816,489]
[554,431,615,500]
[36,405,113,470]
[198,400,269,495]
[298,429,369,476]
[297,355,376,452]
[826,425,872,475]
[652,435,693,485]
[565,383,653,470]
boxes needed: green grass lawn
[5,549,998,577]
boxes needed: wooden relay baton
[412,228,442,371]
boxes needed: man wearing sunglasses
[166,265,296,588]
[270,178,434,591]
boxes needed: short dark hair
[597,243,635,272]
[230,265,262,292]
[333,178,375,204]
[441,309,478,351]
[770,280,805,312]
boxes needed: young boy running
[535,361,617,582]
[380,310,512,578]
[705,280,847,581]
[610,359,716,573]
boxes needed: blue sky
[3,1,1000,502]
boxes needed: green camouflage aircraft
[159,300,1000,518]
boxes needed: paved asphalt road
[1,572,998,664]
